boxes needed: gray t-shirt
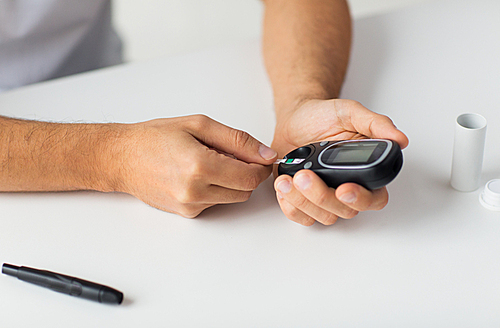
[0,0,122,92]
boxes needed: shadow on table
[200,159,459,231]
[198,177,281,223]
[310,160,456,233]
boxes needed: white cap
[479,179,500,211]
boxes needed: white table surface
[1,0,500,326]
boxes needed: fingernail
[294,174,311,190]
[339,192,357,204]
[259,144,277,160]
[277,180,292,194]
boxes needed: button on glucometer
[304,161,312,169]
[320,141,328,147]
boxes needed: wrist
[273,86,336,124]
[89,123,131,193]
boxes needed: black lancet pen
[2,263,123,305]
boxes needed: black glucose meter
[277,139,403,190]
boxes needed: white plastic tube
[450,113,487,191]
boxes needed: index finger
[185,114,277,165]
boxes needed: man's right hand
[113,115,277,217]
[0,114,276,218]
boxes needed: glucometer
[277,139,403,190]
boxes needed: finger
[276,190,315,226]
[186,114,278,164]
[275,175,339,226]
[335,183,389,212]
[205,185,254,204]
[203,149,273,191]
[173,183,254,206]
[292,170,359,219]
[339,100,409,149]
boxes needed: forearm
[0,116,124,192]
[262,0,352,121]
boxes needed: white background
[112,0,432,62]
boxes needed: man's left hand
[271,99,409,226]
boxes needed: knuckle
[302,217,316,226]
[239,191,252,202]
[292,194,309,210]
[341,209,359,219]
[184,158,206,179]
[383,115,395,125]
[180,211,197,219]
[176,188,199,205]
[314,189,331,207]
[374,196,389,210]
[283,204,301,219]
[367,189,389,211]
[231,129,253,150]
[242,173,262,190]
[279,198,315,226]
[284,208,315,226]
[343,99,362,110]
[189,114,211,130]
[176,191,192,205]
[348,99,361,107]
[179,208,203,219]
[322,213,338,225]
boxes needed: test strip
[273,158,305,165]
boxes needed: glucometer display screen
[321,142,379,165]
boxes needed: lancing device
[2,263,123,305]
[276,139,403,190]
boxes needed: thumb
[345,101,409,149]
[188,115,278,164]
